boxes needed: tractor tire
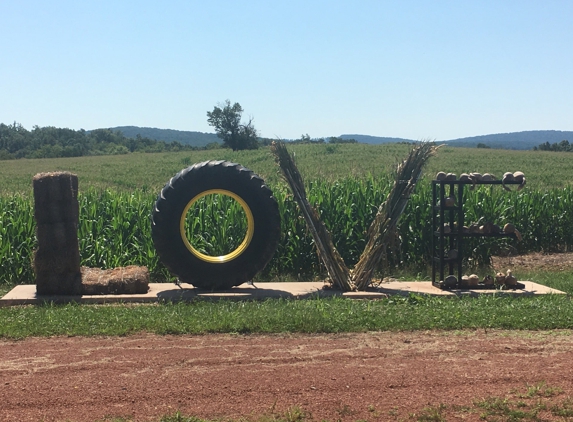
[151,160,280,290]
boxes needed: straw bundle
[271,141,435,291]
[81,266,150,295]
[351,142,436,290]
[270,141,353,291]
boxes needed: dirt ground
[491,251,573,272]
[2,253,573,422]
[1,331,573,421]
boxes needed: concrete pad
[375,280,564,297]
[0,281,565,307]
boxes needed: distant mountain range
[106,127,572,151]
[339,134,415,144]
[341,131,573,150]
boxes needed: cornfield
[2,182,573,285]
[182,193,249,257]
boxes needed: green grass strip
[1,294,573,340]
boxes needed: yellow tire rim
[180,189,255,263]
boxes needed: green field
[2,144,573,195]
[1,144,573,286]
[2,290,573,339]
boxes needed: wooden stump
[33,172,82,295]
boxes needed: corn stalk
[271,141,353,291]
[351,142,437,289]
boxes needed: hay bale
[33,172,79,224]
[33,172,82,295]
[35,271,82,296]
[34,200,80,225]
[36,222,79,251]
[34,248,81,274]
[33,171,79,202]
[81,266,150,295]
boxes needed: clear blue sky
[1,0,572,141]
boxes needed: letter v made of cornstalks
[271,141,436,291]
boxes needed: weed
[551,397,573,417]
[367,404,380,417]
[410,403,447,421]
[160,412,204,422]
[520,381,563,398]
[335,403,355,418]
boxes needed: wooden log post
[33,172,82,295]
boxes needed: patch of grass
[3,294,573,339]
[519,382,563,399]
[0,282,15,297]
[514,270,573,295]
[403,383,573,421]
[471,382,573,421]
[475,397,533,420]
[156,407,311,422]
[159,413,211,422]
[551,397,573,417]
[410,403,447,421]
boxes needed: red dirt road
[2,331,573,421]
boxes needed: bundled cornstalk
[351,142,437,290]
[271,141,353,291]
[271,140,435,291]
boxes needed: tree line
[2,99,365,160]
[0,122,209,160]
[533,140,572,152]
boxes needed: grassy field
[1,290,573,339]
[1,267,571,339]
[1,144,573,195]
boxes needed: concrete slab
[376,280,564,297]
[0,281,565,307]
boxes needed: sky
[1,0,572,141]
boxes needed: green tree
[206,100,259,151]
[535,140,571,152]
